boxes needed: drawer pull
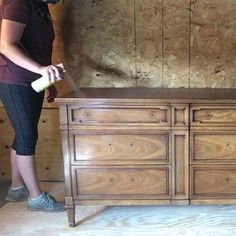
[84,112,92,119]
[225,177,231,182]
[205,112,213,119]
[149,112,156,119]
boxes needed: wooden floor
[1,182,236,236]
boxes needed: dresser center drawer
[72,167,170,199]
[71,133,170,163]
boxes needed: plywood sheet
[50,2,64,65]
[47,2,73,108]
[0,108,13,179]
[163,0,190,88]
[190,0,236,88]
[35,108,64,181]
[136,0,163,87]
[59,0,136,88]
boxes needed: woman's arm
[0,19,61,82]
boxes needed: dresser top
[56,88,236,103]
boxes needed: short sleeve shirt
[0,0,55,86]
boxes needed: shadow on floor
[0,180,10,208]
[76,206,108,227]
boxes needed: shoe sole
[5,197,28,202]
[27,206,66,212]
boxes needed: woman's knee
[13,133,38,156]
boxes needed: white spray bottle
[31,63,65,93]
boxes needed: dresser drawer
[191,166,236,198]
[190,105,236,126]
[70,133,170,163]
[71,166,170,199]
[191,132,236,162]
[68,105,170,125]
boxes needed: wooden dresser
[56,88,236,227]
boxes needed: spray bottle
[31,63,65,93]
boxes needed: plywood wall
[190,0,236,88]
[163,0,190,88]
[52,0,236,92]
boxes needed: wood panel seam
[189,0,192,88]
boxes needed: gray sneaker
[5,186,29,202]
[27,192,66,212]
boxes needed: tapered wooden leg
[67,206,75,227]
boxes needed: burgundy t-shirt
[0,0,55,86]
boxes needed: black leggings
[0,83,44,155]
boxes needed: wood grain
[73,134,169,162]
[72,166,170,198]
[191,166,236,197]
[60,0,136,88]
[135,0,163,87]
[192,133,236,161]
[172,131,189,199]
[190,0,236,88]
[48,1,236,89]
[2,183,236,236]
[70,106,170,124]
[56,88,236,102]
[191,105,236,125]
[163,0,190,88]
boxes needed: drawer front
[69,106,170,125]
[191,166,236,198]
[190,105,236,126]
[72,167,170,199]
[71,133,170,163]
[191,133,236,162]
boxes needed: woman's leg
[1,82,65,211]
[16,154,41,198]
[0,83,44,198]
[10,148,24,188]
[9,147,41,198]
[14,84,45,198]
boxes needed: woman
[0,0,65,212]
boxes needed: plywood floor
[1,182,236,236]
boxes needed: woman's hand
[38,65,63,83]
[46,85,57,103]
